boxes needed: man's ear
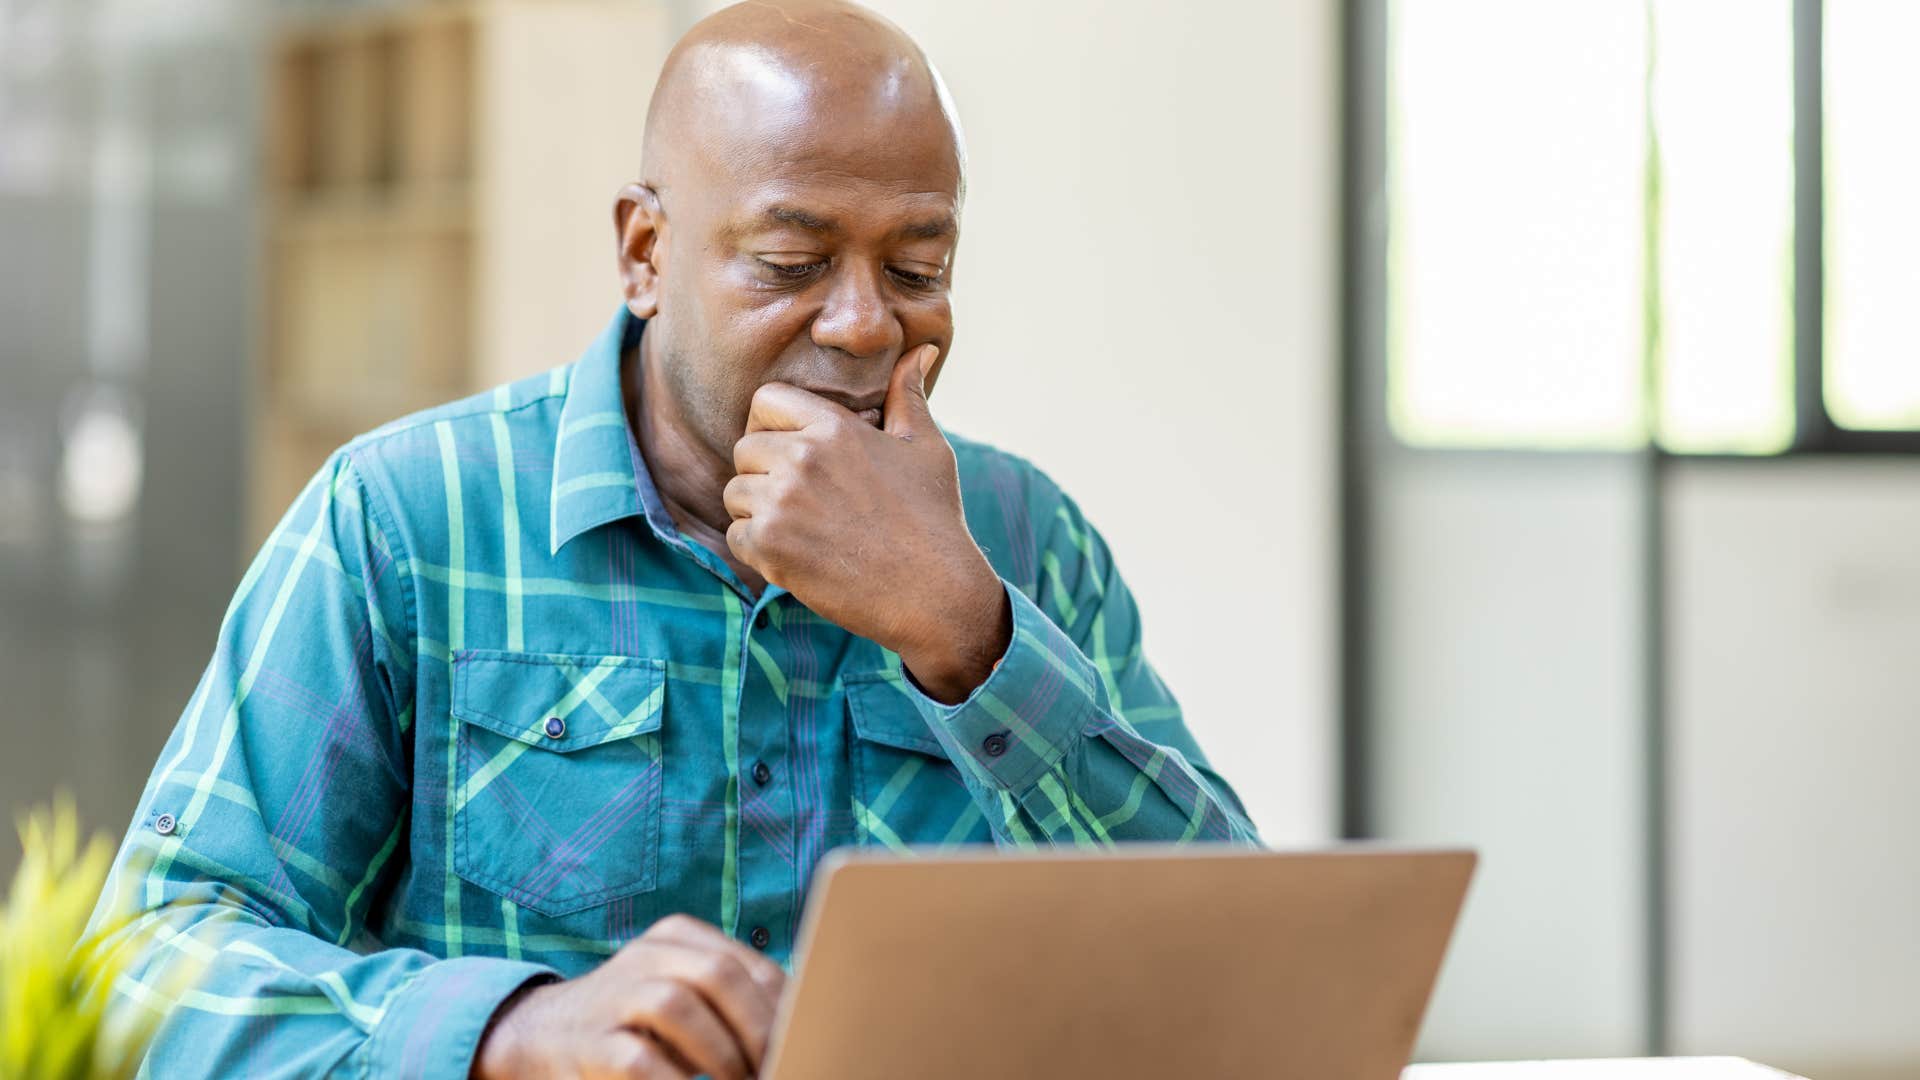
[614,183,667,319]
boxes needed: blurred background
[1,0,1914,1075]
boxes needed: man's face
[627,72,962,458]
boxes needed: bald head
[641,1,965,202]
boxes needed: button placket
[733,592,795,960]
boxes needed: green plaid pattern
[92,309,1258,1079]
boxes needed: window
[1388,0,1649,449]
[1651,0,1795,454]
[1824,0,1920,432]
[1383,0,1915,453]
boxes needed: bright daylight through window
[1386,0,1913,453]
[1824,0,1920,432]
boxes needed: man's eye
[757,257,825,280]
[889,266,942,289]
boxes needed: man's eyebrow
[736,206,956,242]
[764,206,838,233]
[897,216,957,241]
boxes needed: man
[97,2,1258,1077]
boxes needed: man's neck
[624,335,767,594]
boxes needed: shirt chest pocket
[844,673,991,848]
[450,651,666,917]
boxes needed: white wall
[676,0,1342,841]
[1668,460,1920,1080]
[1372,456,1651,1060]
[1373,455,1920,1075]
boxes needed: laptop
[762,846,1476,1080]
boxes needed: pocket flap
[453,650,664,752]
[844,673,948,758]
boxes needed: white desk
[1405,1060,1807,1079]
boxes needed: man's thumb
[883,344,939,438]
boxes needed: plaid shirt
[96,309,1258,1079]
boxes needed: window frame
[1793,0,1920,454]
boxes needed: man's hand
[472,915,786,1080]
[724,345,1012,704]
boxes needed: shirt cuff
[362,956,559,1080]
[905,580,1099,792]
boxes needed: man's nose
[810,264,901,361]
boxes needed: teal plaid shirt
[96,309,1258,1078]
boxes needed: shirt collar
[549,307,650,555]
[549,308,771,601]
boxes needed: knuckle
[628,980,687,1030]
[698,952,748,993]
[653,983,697,1025]
[753,955,788,990]
[618,1037,663,1077]
[788,437,819,468]
[630,977,669,1013]
[725,520,755,556]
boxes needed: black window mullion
[1793,0,1834,452]
[1796,0,1920,454]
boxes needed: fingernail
[918,344,939,379]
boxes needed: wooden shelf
[253,0,671,549]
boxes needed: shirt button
[544,716,566,739]
[154,813,177,836]
[754,609,770,631]
[982,732,1009,758]
[748,925,772,950]
[751,760,773,786]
